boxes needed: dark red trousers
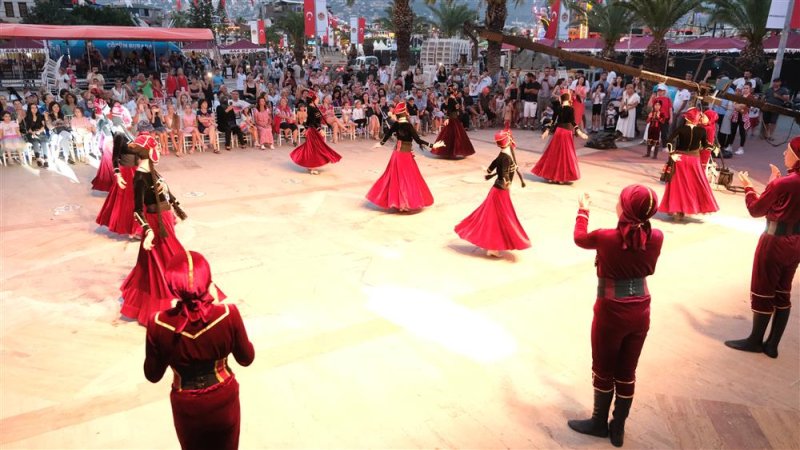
[591,298,650,398]
[750,234,800,314]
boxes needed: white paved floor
[1,128,798,449]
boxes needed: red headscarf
[306,90,318,103]
[683,107,702,125]
[494,128,514,148]
[790,136,800,173]
[165,251,217,333]
[393,102,407,116]
[702,110,718,143]
[617,184,659,251]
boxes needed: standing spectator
[520,73,541,129]
[730,85,754,155]
[165,68,179,98]
[762,78,790,141]
[615,84,640,140]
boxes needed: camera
[228,100,234,106]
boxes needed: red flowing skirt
[573,100,585,129]
[658,154,719,215]
[454,186,531,251]
[430,118,475,158]
[91,135,114,192]
[289,127,342,169]
[120,211,184,325]
[532,127,581,182]
[171,377,241,450]
[699,148,712,166]
[366,147,434,211]
[96,166,142,236]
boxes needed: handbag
[619,99,629,118]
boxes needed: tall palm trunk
[737,42,764,74]
[601,42,616,60]
[394,0,413,71]
[485,0,507,74]
[643,35,669,73]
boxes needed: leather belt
[675,150,701,157]
[145,202,171,214]
[765,220,800,236]
[597,277,649,300]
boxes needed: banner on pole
[358,17,365,44]
[304,0,315,37]
[315,0,327,39]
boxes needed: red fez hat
[494,129,513,148]
[702,109,718,124]
[306,91,317,102]
[393,102,407,116]
[683,107,702,124]
[791,136,800,159]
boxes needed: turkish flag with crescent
[304,0,315,37]
[357,17,365,44]
[545,0,559,40]
[258,19,266,45]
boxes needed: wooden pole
[467,25,800,121]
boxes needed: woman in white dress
[615,83,640,140]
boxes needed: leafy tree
[706,0,768,74]
[24,0,134,26]
[350,0,436,72]
[427,2,477,38]
[276,10,306,63]
[621,0,703,73]
[170,10,191,28]
[189,0,214,31]
[484,0,524,74]
[567,0,635,60]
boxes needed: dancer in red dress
[95,122,144,237]
[91,125,115,192]
[658,108,720,220]
[454,129,530,257]
[430,85,476,159]
[699,109,719,167]
[532,92,588,184]
[289,91,341,175]
[569,185,664,448]
[366,101,434,212]
[119,134,218,325]
[145,250,255,450]
[725,137,800,359]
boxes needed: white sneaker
[735,147,744,155]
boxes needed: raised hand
[738,171,753,188]
[578,192,591,210]
[768,164,782,183]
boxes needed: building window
[4,2,14,17]
[18,2,27,17]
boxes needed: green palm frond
[621,0,704,39]
[427,2,478,38]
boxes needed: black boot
[763,308,791,358]
[643,146,651,158]
[651,147,660,159]
[609,396,633,447]
[725,312,771,353]
[567,389,613,438]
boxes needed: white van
[350,56,379,71]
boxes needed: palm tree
[567,0,635,60]
[621,0,703,73]
[276,11,307,64]
[349,0,436,72]
[484,0,524,75]
[706,0,769,73]
[428,2,478,38]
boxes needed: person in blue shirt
[212,69,224,94]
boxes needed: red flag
[193,0,197,6]
[257,19,266,45]
[792,0,800,29]
[304,0,315,37]
[357,17,365,44]
[176,0,181,10]
[545,0,559,40]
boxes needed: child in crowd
[591,85,606,132]
[644,101,666,158]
